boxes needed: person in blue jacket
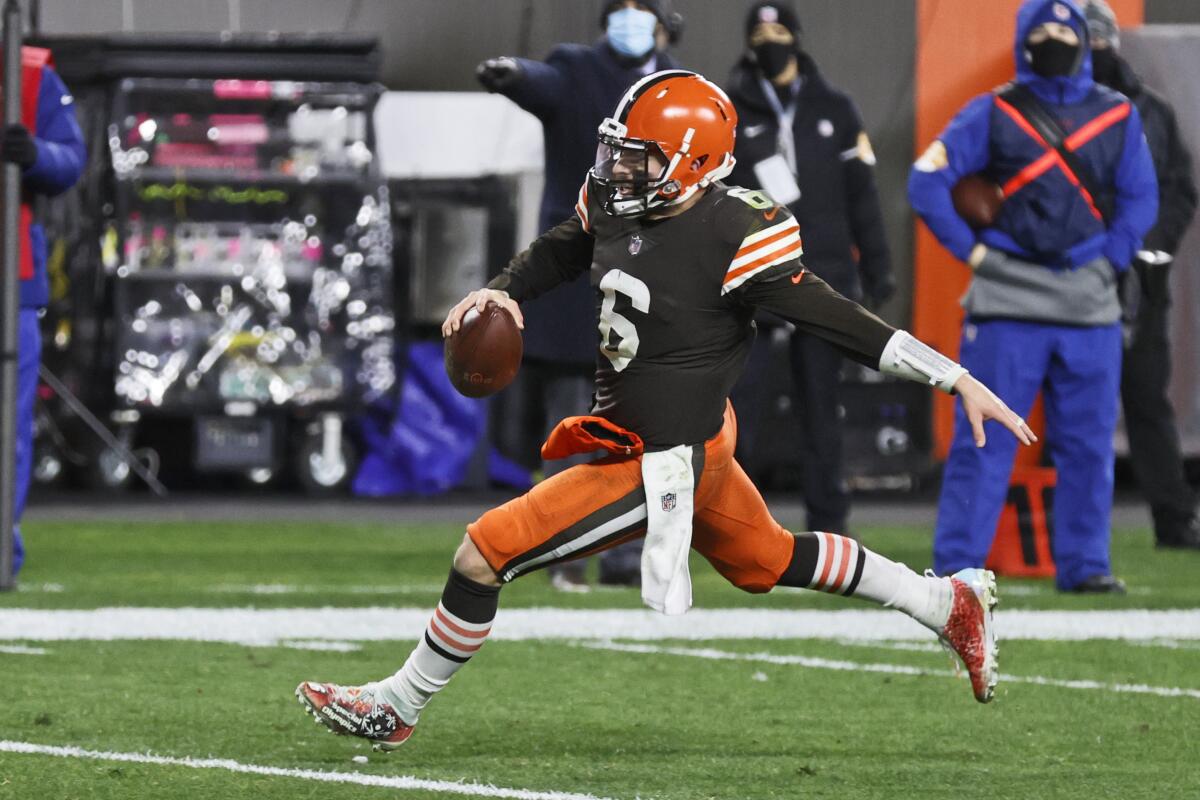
[908,0,1157,594]
[475,0,682,590]
[4,47,87,577]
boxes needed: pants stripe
[502,503,648,582]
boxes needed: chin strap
[879,330,967,395]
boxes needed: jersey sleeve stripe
[730,230,802,270]
[734,225,799,263]
[720,240,803,294]
[725,238,803,283]
[575,182,591,233]
[737,217,799,250]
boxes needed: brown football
[952,174,1005,229]
[444,302,523,398]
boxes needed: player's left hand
[953,373,1037,448]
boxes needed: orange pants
[468,404,797,592]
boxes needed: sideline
[0,740,619,800]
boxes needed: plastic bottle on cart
[125,213,144,272]
[148,224,170,269]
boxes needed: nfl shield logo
[629,234,643,256]
[660,492,676,512]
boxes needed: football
[952,174,1004,229]
[444,301,523,398]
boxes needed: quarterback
[297,71,1035,749]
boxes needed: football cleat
[938,568,999,703]
[295,681,415,751]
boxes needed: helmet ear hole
[690,154,709,172]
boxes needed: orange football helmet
[591,70,738,217]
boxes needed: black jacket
[1102,55,1197,257]
[499,42,680,364]
[726,54,893,303]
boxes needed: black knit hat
[745,1,802,41]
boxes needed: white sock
[857,549,953,631]
[375,570,498,724]
[377,637,459,724]
[793,532,953,631]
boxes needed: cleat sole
[978,569,999,703]
[294,681,413,751]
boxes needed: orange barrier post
[986,465,1057,577]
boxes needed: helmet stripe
[614,69,698,123]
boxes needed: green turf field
[1,518,1198,799]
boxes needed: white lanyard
[757,75,801,174]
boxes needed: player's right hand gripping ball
[444,302,523,398]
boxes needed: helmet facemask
[591,118,686,218]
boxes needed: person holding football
[909,0,1158,593]
[297,71,1035,750]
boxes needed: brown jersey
[490,178,895,450]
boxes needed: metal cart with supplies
[103,73,394,492]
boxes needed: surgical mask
[1090,47,1120,86]
[753,41,795,80]
[607,7,658,59]
[1026,38,1081,78]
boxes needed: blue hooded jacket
[20,65,87,309]
[908,0,1156,273]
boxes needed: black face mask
[753,41,795,81]
[1090,47,1120,87]
[1026,38,1081,78]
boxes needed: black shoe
[1155,516,1200,551]
[597,568,641,588]
[1067,575,1127,594]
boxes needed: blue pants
[10,309,40,576]
[934,319,1121,590]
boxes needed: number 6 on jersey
[598,269,650,371]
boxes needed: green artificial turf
[0,517,1198,799]
[1,638,1197,799]
[3,520,1197,611]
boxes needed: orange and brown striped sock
[378,569,499,723]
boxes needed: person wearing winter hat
[1084,0,1200,551]
[910,0,1159,593]
[726,1,895,537]
[474,2,685,591]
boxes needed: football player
[297,71,1036,750]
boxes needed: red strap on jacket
[994,95,1130,222]
[0,46,50,280]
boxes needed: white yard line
[583,642,1200,701]
[834,639,944,653]
[209,584,445,596]
[279,640,363,653]
[0,644,48,655]
[0,740,618,800]
[0,607,1198,645]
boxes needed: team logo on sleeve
[660,492,677,512]
[914,140,948,172]
[629,234,643,256]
